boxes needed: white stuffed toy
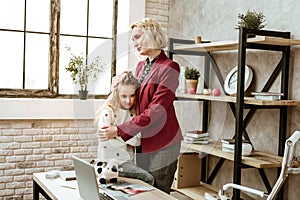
[90,159,119,184]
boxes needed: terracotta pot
[186,79,198,94]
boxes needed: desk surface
[33,172,177,200]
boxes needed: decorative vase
[186,79,198,94]
[78,90,88,100]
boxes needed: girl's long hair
[94,71,138,125]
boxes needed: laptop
[72,156,131,200]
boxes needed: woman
[101,18,183,193]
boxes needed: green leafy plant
[236,9,266,30]
[184,67,200,80]
[65,46,105,91]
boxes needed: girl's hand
[99,125,118,140]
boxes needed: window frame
[0,0,117,99]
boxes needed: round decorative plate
[224,65,253,95]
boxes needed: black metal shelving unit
[168,27,293,200]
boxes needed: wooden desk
[33,172,176,200]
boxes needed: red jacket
[117,51,183,153]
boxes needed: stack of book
[183,130,209,144]
[251,92,284,101]
[221,139,252,156]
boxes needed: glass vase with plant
[65,46,105,99]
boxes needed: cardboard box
[172,152,201,189]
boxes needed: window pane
[26,0,50,32]
[59,0,114,95]
[0,32,24,89]
[117,0,130,34]
[115,30,130,74]
[0,0,117,96]
[25,33,49,89]
[59,36,86,94]
[88,38,112,94]
[60,0,87,35]
[59,37,112,95]
[116,0,130,74]
[89,0,113,37]
[0,0,24,30]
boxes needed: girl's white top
[97,106,141,164]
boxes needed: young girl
[95,71,154,185]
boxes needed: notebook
[72,156,131,200]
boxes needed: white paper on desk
[60,180,78,190]
[100,181,154,196]
[100,180,153,191]
[104,189,132,200]
[121,184,154,191]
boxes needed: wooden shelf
[249,36,300,46]
[181,142,282,168]
[173,182,255,200]
[176,93,300,106]
[173,36,300,52]
[174,39,238,52]
[173,183,218,200]
[171,30,295,199]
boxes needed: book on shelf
[251,92,284,101]
[184,139,209,144]
[184,135,209,144]
[255,95,281,101]
[221,146,234,153]
[221,141,253,156]
[184,135,209,141]
[221,142,235,150]
[221,145,252,156]
[185,130,209,138]
[221,138,250,144]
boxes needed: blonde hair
[95,71,138,124]
[130,18,167,49]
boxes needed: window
[0,0,50,94]
[59,0,114,95]
[0,0,120,98]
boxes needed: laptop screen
[73,156,133,200]
[73,156,102,200]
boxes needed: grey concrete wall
[169,0,300,199]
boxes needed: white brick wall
[0,119,97,200]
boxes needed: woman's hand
[111,74,122,90]
[98,125,118,141]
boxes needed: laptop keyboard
[99,192,114,200]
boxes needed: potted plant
[65,46,105,100]
[184,66,200,94]
[236,9,266,37]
